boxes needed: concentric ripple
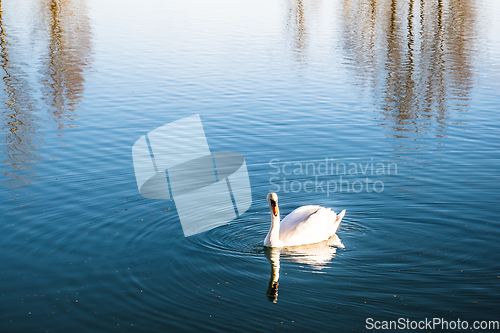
[186,213,267,258]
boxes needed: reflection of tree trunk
[0,1,42,186]
[0,0,92,186]
[287,0,308,64]
[41,0,93,130]
[342,0,476,138]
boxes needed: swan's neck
[268,212,281,246]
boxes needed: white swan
[264,193,346,247]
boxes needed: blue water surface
[1,0,499,331]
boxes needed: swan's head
[267,192,279,217]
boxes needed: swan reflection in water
[264,235,344,303]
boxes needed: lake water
[1,0,500,331]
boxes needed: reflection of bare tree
[40,0,92,130]
[0,1,42,186]
[0,0,92,186]
[287,0,309,63]
[342,0,476,137]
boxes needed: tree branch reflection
[342,0,476,138]
[41,0,92,130]
[0,0,92,187]
[0,1,42,186]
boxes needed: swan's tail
[329,209,345,236]
[336,209,346,224]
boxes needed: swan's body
[264,193,345,247]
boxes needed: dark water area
[1,0,499,331]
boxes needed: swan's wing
[280,206,339,246]
[279,205,321,236]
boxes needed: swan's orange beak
[271,203,279,217]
